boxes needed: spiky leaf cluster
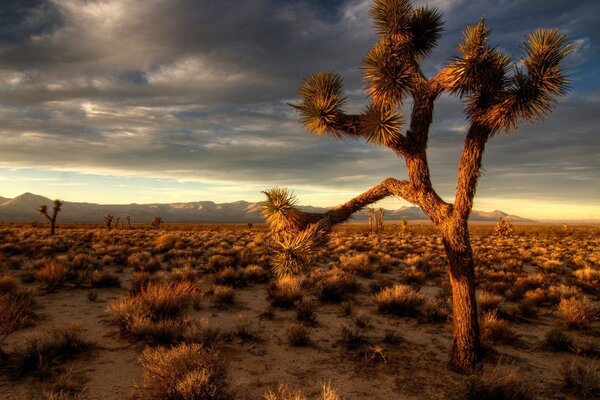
[295,72,346,137]
[362,39,413,108]
[409,7,443,58]
[446,20,511,100]
[370,0,412,37]
[271,224,323,276]
[363,105,403,146]
[261,187,302,231]
[38,205,48,216]
[53,199,63,212]
[505,29,573,127]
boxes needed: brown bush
[373,284,424,316]
[557,297,595,329]
[36,260,70,291]
[268,275,303,308]
[467,364,533,400]
[562,357,600,399]
[129,343,228,400]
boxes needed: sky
[0,0,598,220]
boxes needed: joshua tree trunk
[441,220,480,373]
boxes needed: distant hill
[0,192,532,224]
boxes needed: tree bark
[442,219,481,374]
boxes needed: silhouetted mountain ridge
[0,192,532,223]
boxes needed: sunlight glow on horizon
[1,167,597,221]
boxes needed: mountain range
[0,192,531,224]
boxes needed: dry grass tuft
[129,343,228,400]
[557,297,596,329]
[286,323,310,346]
[268,275,303,308]
[313,269,360,303]
[339,253,374,277]
[108,281,197,343]
[373,284,424,316]
[36,260,70,291]
[480,311,514,343]
[7,323,93,379]
[561,357,600,399]
[264,383,341,400]
[212,285,235,308]
[0,274,36,343]
[467,364,533,400]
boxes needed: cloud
[0,0,598,215]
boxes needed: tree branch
[332,113,411,157]
[295,178,416,231]
[453,124,491,220]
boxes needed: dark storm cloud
[0,0,598,205]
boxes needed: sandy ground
[0,226,598,399]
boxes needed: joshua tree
[126,216,132,230]
[150,216,162,230]
[104,214,114,231]
[399,217,409,236]
[115,217,121,229]
[376,208,385,233]
[262,0,572,373]
[38,199,63,235]
[495,217,512,236]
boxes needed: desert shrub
[36,260,70,291]
[420,298,450,322]
[466,364,533,400]
[268,275,303,308]
[352,312,371,329]
[557,297,595,329]
[212,285,235,307]
[562,358,600,399]
[480,311,514,343]
[0,273,20,292]
[108,281,196,343]
[405,255,430,272]
[543,328,575,352]
[313,269,360,303]
[127,251,161,273]
[89,270,121,288]
[233,317,261,342]
[169,266,200,283]
[264,383,341,400]
[129,343,228,400]
[286,323,309,346]
[207,255,234,272]
[183,320,223,348]
[368,278,394,295]
[7,324,92,379]
[547,284,582,304]
[138,281,196,319]
[130,271,160,294]
[339,325,368,350]
[155,234,177,252]
[476,290,503,313]
[245,264,269,283]
[0,276,36,342]
[264,385,306,400]
[573,267,600,290]
[213,267,247,287]
[295,298,317,325]
[398,267,426,285]
[339,254,374,277]
[373,284,424,316]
